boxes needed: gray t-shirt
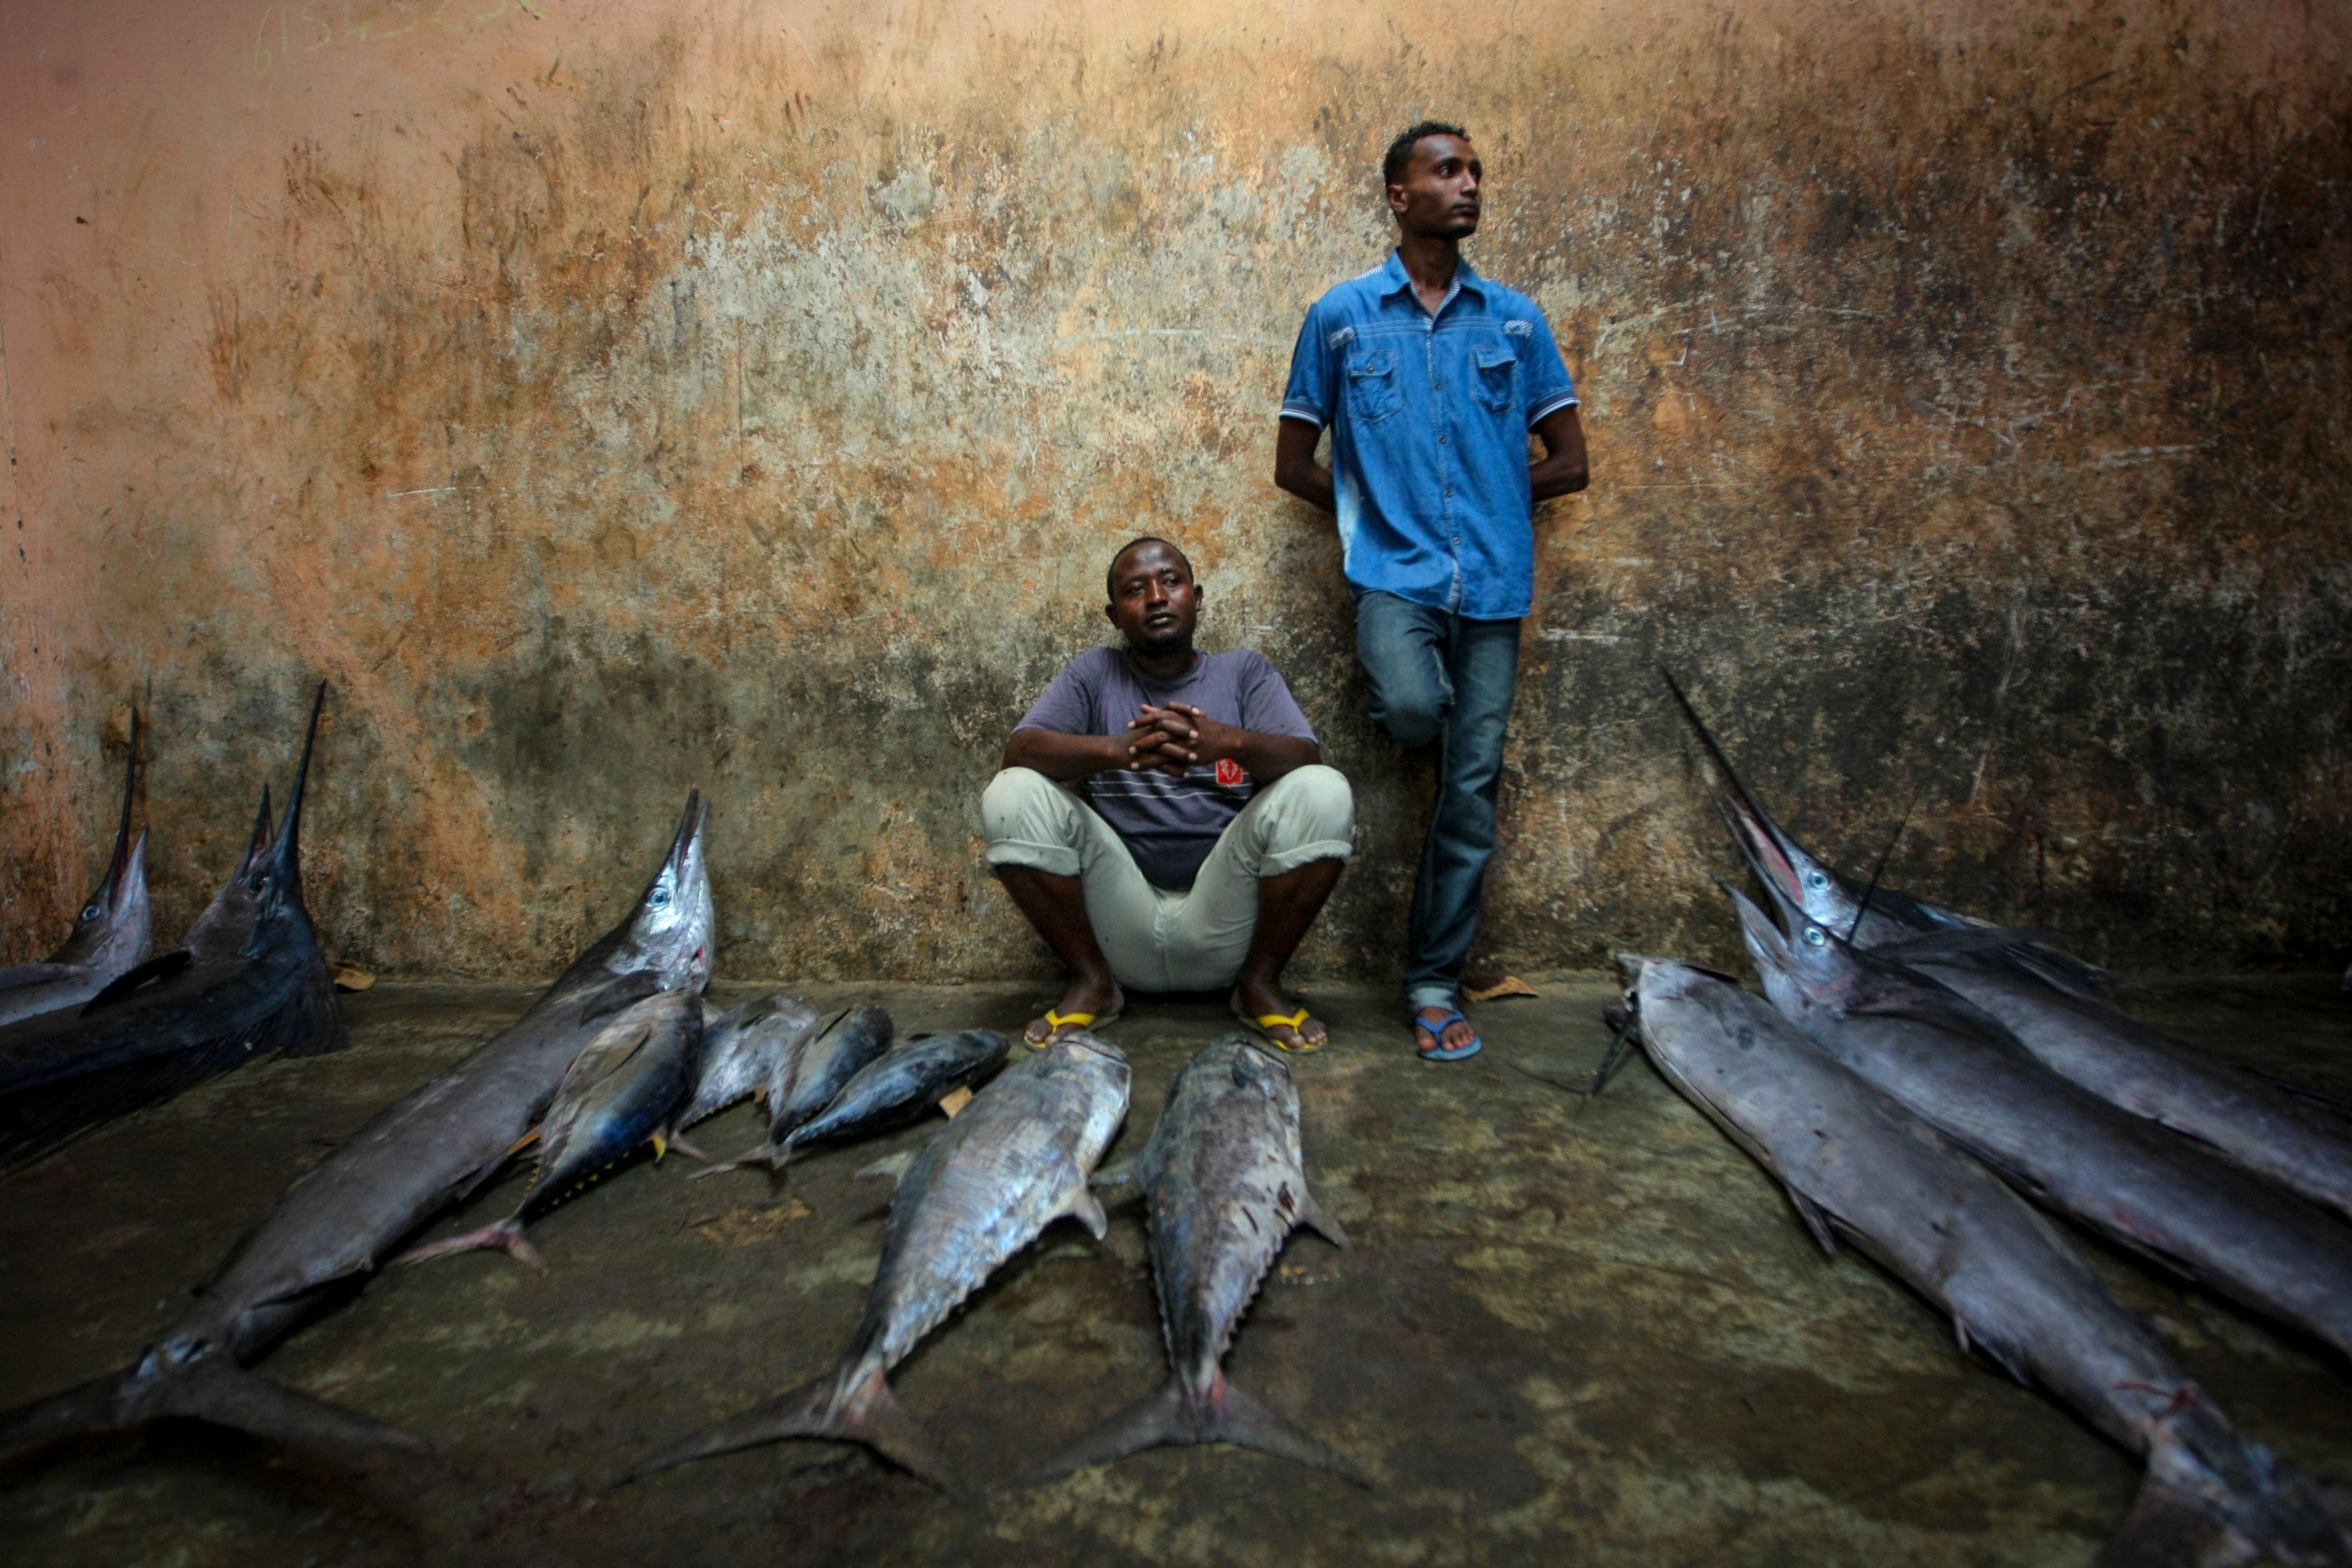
[1015,647,1317,889]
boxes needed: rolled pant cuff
[985,840,1083,878]
[1406,983,1460,1012]
[1255,839,1354,878]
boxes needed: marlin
[1666,669,2352,1224]
[1634,958,2351,1566]
[0,713,153,1028]
[0,686,343,1174]
[1033,1033,1364,1486]
[0,790,715,1467]
[1729,882,2352,1363]
[628,1034,1129,1491]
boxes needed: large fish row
[0,731,1363,1498]
[1622,675,2352,1565]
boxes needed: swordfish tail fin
[1027,1377,1372,1489]
[621,1365,958,1494]
[0,1358,433,1470]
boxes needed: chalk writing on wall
[248,0,545,75]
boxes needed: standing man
[1274,121,1590,1062]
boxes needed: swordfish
[1633,958,2350,1565]
[0,790,715,1467]
[0,711,153,1028]
[1665,668,2352,1224]
[1033,1033,1365,1485]
[0,686,343,1175]
[628,1033,1129,1490]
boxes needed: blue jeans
[1354,591,1522,1013]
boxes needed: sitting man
[983,536,1354,1050]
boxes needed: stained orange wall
[4,0,2348,978]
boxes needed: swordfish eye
[1806,870,1831,890]
[81,903,103,922]
[648,885,673,910]
[1802,926,1828,948]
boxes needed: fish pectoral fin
[1785,1187,1838,1257]
[1057,1185,1110,1242]
[665,1133,715,1165]
[855,1150,919,1187]
[1089,1160,1137,1190]
[1297,1189,1351,1250]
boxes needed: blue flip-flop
[1414,1008,1481,1062]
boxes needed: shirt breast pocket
[1474,345,1520,415]
[1346,348,1402,422]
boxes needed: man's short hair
[1105,536,1195,598]
[1384,120,1469,187]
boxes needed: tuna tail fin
[0,1357,433,1471]
[1027,1378,1371,1490]
[2100,1427,2352,1568]
[620,1366,958,1494]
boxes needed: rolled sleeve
[1520,311,1579,427]
[1279,302,1334,428]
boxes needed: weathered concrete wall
[3,0,2348,982]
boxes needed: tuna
[0,686,343,1174]
[700,1020,1003,1179]
[1033,1033,1364,1485]
[626,1033,1130,1490]
[675,992,821,1133]
[1666,668,2352,1225]
[1633,958,2351,1566]
[0,711,153,1028]
[0,790,715,1467]
[395,988,706,1269]
[1727,883,2352,1364]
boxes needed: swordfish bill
[1658,665,2114,1001]
[1633,960,2351,1566]
[0,790,715,1468]
[0,686,343,1174]
[626,1033,1130,1492]
[1032,1033,1365,1486]
[0,710,154,1028]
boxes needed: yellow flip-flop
[1025,1007,1122,1048]
[1237,1007,1325,1052]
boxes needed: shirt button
[1437,434,1448,445]
[1433,380,1444,389]
[1444,487,1454,498]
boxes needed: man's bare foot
[1414,1005,1477,1058]
[1025,976,1125,1045]
[1231,977,1327,1050]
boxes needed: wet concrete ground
[2,973,2348,1566]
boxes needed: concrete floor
[1,973,2348,1567]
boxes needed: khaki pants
[980,764,1355,992]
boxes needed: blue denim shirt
[1280,253,1577,620]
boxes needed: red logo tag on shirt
[1215,758,1245,787]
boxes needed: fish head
[183,788,275,959]
[1224,1033,1294,1097]
[566,790,716,995]
[53,825,153,971]
[49,715,154,970]
[243,685,328,947]
[1724,880,1859,1022]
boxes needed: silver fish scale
[1141,1037,1310,1383]
[852,1037,1128,1375]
